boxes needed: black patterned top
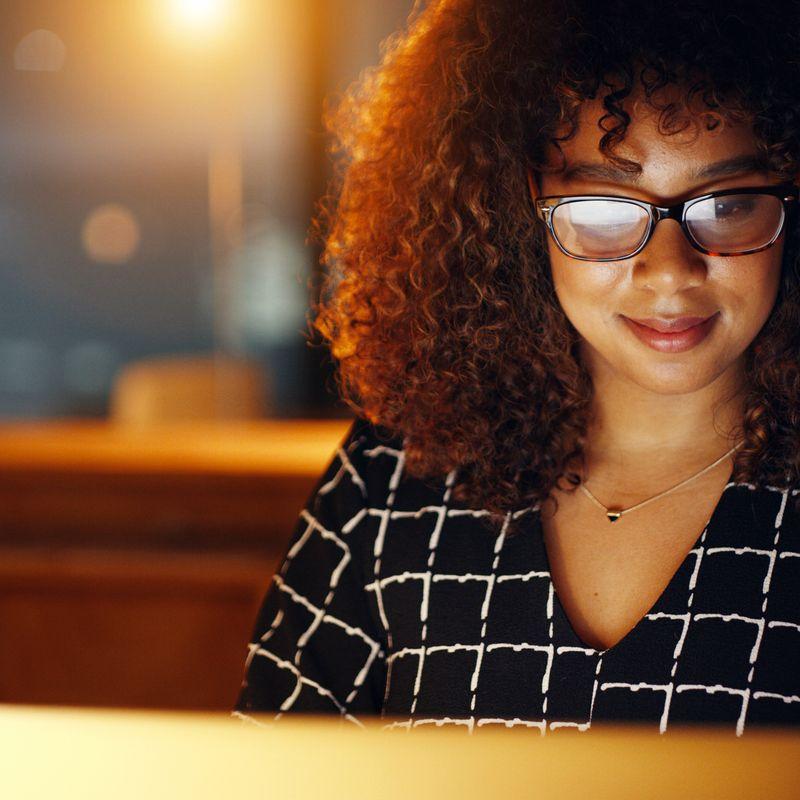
[232,417,800,735]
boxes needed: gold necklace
[579,441,744,523]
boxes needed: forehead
[545,88,766,197]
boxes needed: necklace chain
[579,441,744,523]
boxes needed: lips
[626,315,713,333]
[621,312,719,353]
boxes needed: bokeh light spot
[81,204,141,265]
[14,29,67,72]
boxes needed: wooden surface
[0,546,278,710]
[0,417,354,710]
[0,417,353,545]
[0,417,353,475]
[1,706,798,799]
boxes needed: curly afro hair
[308,0,800,535]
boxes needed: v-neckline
[533,472,735,657]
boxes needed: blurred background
[0,0,411,712]
[0,0,411,419]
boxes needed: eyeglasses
[532,182,799,262]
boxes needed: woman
[233,0,800,734]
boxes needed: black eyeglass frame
[532,183,799,262]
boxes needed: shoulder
[317,416,451,515]
[722,476,800,538]
[307,417,405,518]
[333,416,406,486]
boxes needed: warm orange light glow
[166,0,231,35]
[81,204,141,265]
[14,29,67,72]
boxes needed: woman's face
[532,94,788,398]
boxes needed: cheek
[714,249,783,331]
[549,252,623,320]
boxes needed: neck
[582,353,746,479]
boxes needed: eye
[713,196,757,219]
[687,194,766,229]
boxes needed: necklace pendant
[606,510,622,523]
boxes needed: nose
[631,218,707,293]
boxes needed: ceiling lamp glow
[167,0,230,34]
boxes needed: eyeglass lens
[551,193,785,259]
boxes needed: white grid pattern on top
[232,426,800,735]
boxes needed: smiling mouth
[624,314,717,333]
[620,312,719,353]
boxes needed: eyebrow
[560,154,773,184]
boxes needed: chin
[623,361,717,395]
